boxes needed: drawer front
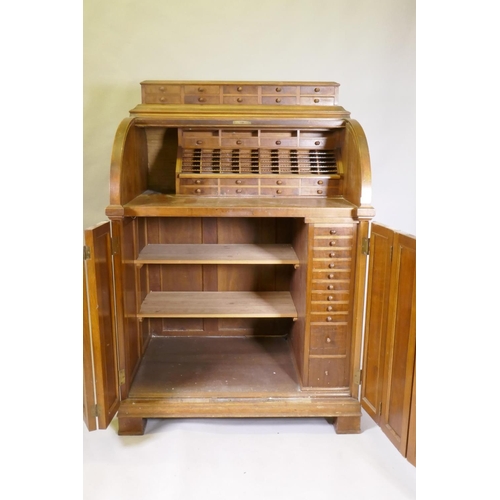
[299,97,335,106]
[311,281,351,293]
[183,137,220,148]
[310,309,350,324]
[184,85,220,95]
[178,186,218,196]
[300,178,332,187]
[312,260,352,271]
[260,187,300,197]
[299,137,336,148]
[313,248,353,259]
[262,85,297,95]
[262,96,298,105]
[260,178,300,187]
[184,95,220,104]
[221,137,259,148]
[143,93,182,104]
[220,178,259,186]
[310,301,350,313]
[220,187,259,196]
[300,186,340,196]
[310,291,351,302]
[179,178,218,186]
[308,358,348,388]
[223,85,258,95]
[313,225,355,237]
[260,138,299,148]
[313,237,354,248]
[222,95,259,105]
[300,85,336,95]
[310,324,347,355]
[143,84,181,94]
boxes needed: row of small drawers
[142,83,337,105]
[182,137,335,149]
[178,177,340,197]
[307,224,354,388]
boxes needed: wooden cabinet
[84,81,414,451]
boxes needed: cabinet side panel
[361,224,394,423]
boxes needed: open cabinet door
[83,222,120,430]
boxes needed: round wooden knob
[328,285,334,290]
[326,337,331,343]
[276,140,281,145]
[237,86,243,92]
[327,306,333,311]
[318,180,324,185]
[326,317,332,322]
[276,98,281,103]
[276,189,282,194]
[328,274,334,279]
[329,263,335,268]
[237,98,243,102]
[314,99,320,103]
[330,230,337,234]
[198,87,204,92]
[196,140,203,145]
[236,189,242,194]
[276,87,282,92]
[159,86,165,91]
[329,241,336,246]
[317,190,323,194]
[329,253,335,257]
[315,88,320,92]
[236,140,242,145]
[315,141,320,145]
[236,180,242,184]
[198,97,205,102]
[327,296,333,301]
[159,97,165,102]
[276,180,283,185]
[195,180,201,184]
[195,188,201,193]
[324,370,329,376]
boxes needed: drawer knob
[276,189,282,194]
[329,263,335,268]
[315,141,321,145]
[277,180,283,185]
[195,180,201,185]
[195,188,201,194]
[198,97,205,102]
[276,140,281,145]
[317,190,323,194]
[196,140,203,145]
[330,229,337,234]
[329,253,335,257]
[329,241,336,246]
[276,98,281,103]
[198,87,204,92]
[326,316,332,322]
[315,87,321,92]
[328,274,334,279]
[237,97,243,102]
[325,370,329,376]
[237,86,243,92]
[327,306,333,311]
[328,285,334,290]
[236,189,242,194]
[326,337,331,343]
[314,98,320,103]
[276,87,282,92]
[318,180,324,185]
[236,140,242,145]
[236,180,242,184]
[328,296,333,301]
[159,97,165,102]
[159,86,165,91]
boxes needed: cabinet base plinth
[334,415,361,434]
[118,417,147,436]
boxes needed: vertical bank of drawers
[308,224,355,388]
[141,83,338,105]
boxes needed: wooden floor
[128,336,301,398]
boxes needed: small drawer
[312,281,351,292]
[261,187,300,196]
[310,325,347,355]
[260,178,300,187]
[313,225,355,237]
[220,187,259,196]
[179,186,218,195]
[310,301,349,313]
[313,260,352,271]
[260,137,299,148]
[223,85,258,95]
[221,137,259,148]
[222,95,259,105]
[179,178,218,186]
[262,96,298,105]
[311,312,349,325]
[308,358,348,388]
[262,85,297,95]
[313,237,354,249]
[300,187,339,196]
[299,137,335,148]
[184,85,220,95]
[143,84,181,94]
[183,137,220,148]
[143,93,182,104]
[299,97,335,106]
[310,291,351,302]
[312,270,351,282]
[300,85,336,95]
[184,95,220,104]
[220,178,258,186]
[313,248,353,259]
[300,178,332,187]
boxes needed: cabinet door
[83,222,120,430]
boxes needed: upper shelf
[137,244,300,265]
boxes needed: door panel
[84,222,120,429]
[361,224,394,424]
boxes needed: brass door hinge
[83,245,91,260]
[119,369,126,386]
[93,404,101,418]
[354,369,362,385]
[362,238,370,256]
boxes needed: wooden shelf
[138,291,298,318]
[136,244,300,265]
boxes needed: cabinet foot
[118,417,147,436]
[334,416,361,434]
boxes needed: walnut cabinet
[83,81,414,452]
